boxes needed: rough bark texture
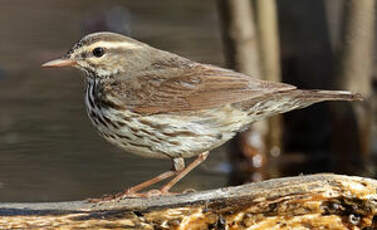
[1,174,377,229]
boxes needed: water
[0,0,375,202]
[0,0,227,202]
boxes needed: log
[1,174,377,229]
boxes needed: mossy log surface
[1,174,377,229]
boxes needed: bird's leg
[159,151,209,194]
[120,158,185,196]
[124,171,176,194]
[88,153,209,201]
[121,152,209,197]
[90,170,176,201]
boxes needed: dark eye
[92,47,105,57]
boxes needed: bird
[42,32,362,198]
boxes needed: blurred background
[0,0,375,202]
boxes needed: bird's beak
[41,58,77,68]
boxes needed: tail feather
[293,89,364,102]
[240,89,363,124]
[271,89,364,113]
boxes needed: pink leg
[160,151,209,193]
[89,152,210,201]
[125,170,176,194]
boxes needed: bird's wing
[103,64,295,114]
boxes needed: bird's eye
[92,47,105,57]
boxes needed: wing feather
[103,63,295,114]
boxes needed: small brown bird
[42,32,362,198]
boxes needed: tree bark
[1,174,377,229]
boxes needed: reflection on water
[0,0,374,202]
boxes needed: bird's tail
[292,89,364,103]
[271,89,363,114]
[241,89,363,125]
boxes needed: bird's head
[42,32,156,78]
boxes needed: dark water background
[0,1,376,202]
[0,0,230,202]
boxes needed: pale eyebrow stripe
[86,41,143,51]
